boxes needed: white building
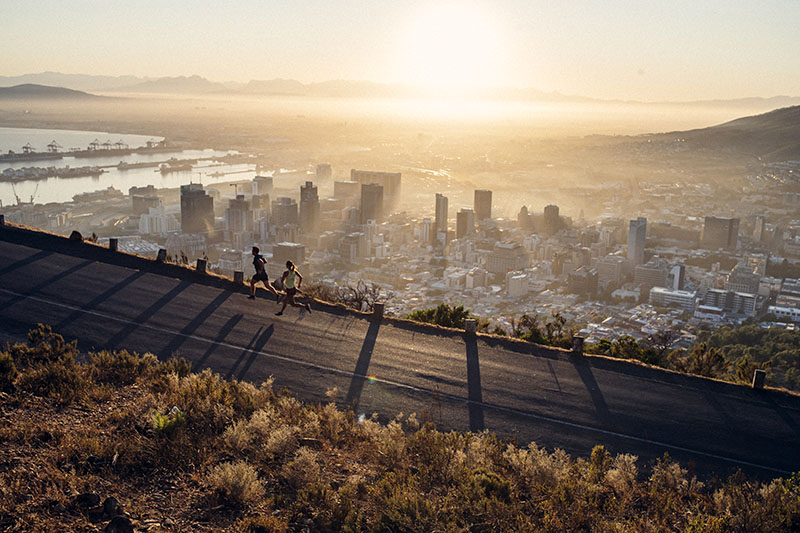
[649,287,697,312]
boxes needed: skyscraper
[271,197,298,226]
[474,189,492,221]
[351,170,401,210]
[753,215,766,243]
[456,208,475,239]
[299,181,320,234]
[543,204,560,235]
[434,193,448,242]
[180,183,214,234]
[628,216,647,266]
[225,194,252,233]
[701,216,739,250]
[360,183,384,224]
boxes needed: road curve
[0,237,798,480]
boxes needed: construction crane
[30,182,39,204]
[11,183,21,206]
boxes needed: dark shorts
[286,287,298,297]
[252,272,269,282]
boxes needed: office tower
[351,169,401,210]
[627,216,647,266]
[225,194,252,233]
[474,189,492,220]
[634,258,668,288]
[701,216,740,250]
[456,208,475,239]
[420,218,432,243]
[273,242,306,268]
[180,183,214,234]
[671,264,686,291]
[129,185,160,215]
[487,242,530,274]
[316,163,332,181]
[543,204,560,235]
[271,197,298,226]
[360,183,384,224]
[434,193,448,239]
[753,215,766,243]
[597,255,626,289]
[299,181,320,234]
[252,175,273,196]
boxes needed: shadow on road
[158,290,233,359]
[197,312,244,368]
[55,270,147,330]
[0,250,53,278]
[227,324,274,380]
[345,319,381,413]
[571,355,611,425]
[106,280,192,350]
[761,391,800,441]
[465,334,485,432]
[0,258,94,309]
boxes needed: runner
[275,260,311,316]
[248,246,282,301]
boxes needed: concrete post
[234,271,244,284]
[156,249,167,262]
[0,214,4,226]
[464,319,477,335]
[572,336,585,355]
[108,238,118,252]
[196,258,207,274]
[752,369,766,390]
[373,302,385,320]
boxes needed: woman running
[275,260,311,316]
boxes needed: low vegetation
[1,324,799,531]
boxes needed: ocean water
[0,127,256,206]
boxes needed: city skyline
[2,1,800,101]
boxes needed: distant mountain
[656,105,800,162]
[109,75,229,94]
[0,84,101,99]
[0,72,147,92]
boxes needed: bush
[153,407,186,439]
[207,461,264,508]
[406,303,471,329]
[90,350,157,385]
[15,359,92,405]
[0,352,17,392]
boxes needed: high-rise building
[543,204,560,235]
[701,216,740,250]
[351,169,401,210]
[316,163,332,181]
[334,180,360,201]
[670,264,686,291]
[487,242,530,274]
[271,197,298,226]
[753,215,766,243]
[252,175,273,196]
[596,255,627,289]
[129,185,160,215]
[360,183,384,224]
[180,183,214,234]
[225,194,252,233]
[299,181,320,234]
[270,242,306,278]
[628,216,647,266]
[456,208,475,239]
[434,193,448,242]
[634,258,668,288]
[474,189,492,221]
[725,263,761,294]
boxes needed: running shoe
[275,311,283,316]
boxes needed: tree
[406,304,471,329]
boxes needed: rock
[103,497,123,517]
[105,516,134,533]
[69,230,83,242]
[162,517,175,527]
[74,492,101,507]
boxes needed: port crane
[22,143,35,154]
[47,140,62,153]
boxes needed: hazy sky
[2,0,799,100]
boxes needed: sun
[395,3,506,93]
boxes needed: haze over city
[2,2,800,531]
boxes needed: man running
[249,246,282,301]
[275,260,311,316]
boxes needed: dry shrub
[90,350,157,385]
[207,460,264,507]
[282,447,321,490]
